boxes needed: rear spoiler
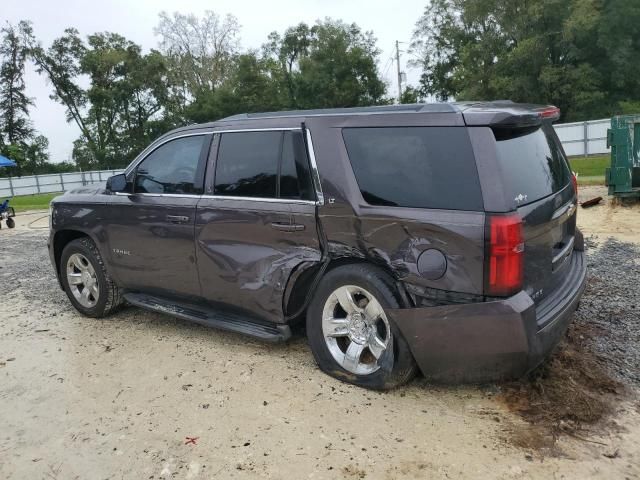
[462,104,561,128]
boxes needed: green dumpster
[606,114,640,199]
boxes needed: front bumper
[388,250,587,383]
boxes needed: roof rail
[220,103,458,121]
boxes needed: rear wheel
[306,264,417,390]
[6,217,14,228]
[60,237,122,317]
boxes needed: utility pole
[395,40,402,103]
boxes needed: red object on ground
[185,436,199,445]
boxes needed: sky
[3,0,427,163]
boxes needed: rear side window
[493,124,571,205]
[214,131,280,198]
[280,131,314,200]
[214,130,314,200]
[342,127,483,210]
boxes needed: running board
[123,293,291,343]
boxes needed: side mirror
[106,173,128,193]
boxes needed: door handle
[166,215,190,224]
[271,222,305,232]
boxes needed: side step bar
[123,293,291,343]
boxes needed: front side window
[342,127,483,211]
[135,135,205,194]
[214,130,314,200]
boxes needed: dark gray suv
[49,102,586,390]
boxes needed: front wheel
[60,237,122,318]
[306,264,417,390]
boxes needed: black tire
[6,217,14,228]
[306,264,417,390]
[60,237,122,318]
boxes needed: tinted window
[280,131,314,200]
[493,124,571,205]
[135,136,204,194]
[214,132,280,198]
[342,127,483,210]
[214,130,315,200]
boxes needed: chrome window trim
[122,127,324,205]
[200,194,316,206]
[305,129,325,205]
[125,132,212,175]
[113,191,316,205]
[113,192,203,199]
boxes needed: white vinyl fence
[553,118,610,157]
[0,170,123,198]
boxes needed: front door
[105,133,210,298]
[195,129,321,323]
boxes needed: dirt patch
[498,235,639,454]
[500,318,624,453]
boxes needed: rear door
[195,129,320,323]
[492,123,576,305]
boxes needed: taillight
[571,172,578,195]
[485,214,524,297]
[538,106,561,121]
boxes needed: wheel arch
[284,256,410,322]
[53,229,94,279]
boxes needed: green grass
[8,192,61,212]
[569,155,609,186]
[576,175,605,186]
[569,155,609,177]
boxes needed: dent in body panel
[306,116,486,297]
[195,200,321,324]
[321,208,486,296]
[387,292,535,382]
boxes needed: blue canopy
[0,155,17,168]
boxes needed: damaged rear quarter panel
[306,116,486,296]
[323,208,485,295]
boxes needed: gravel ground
[576,237,640,386]
[0,208,639,479]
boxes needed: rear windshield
[493,124,571,205]
[342,127,483,211]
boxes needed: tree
[265,19,387,109]
[0,20,51,176]
[29,30,171,169]
[411,0,640,121]
[0,21,33,146]
[154,10,240,119]
[184,52,286,123]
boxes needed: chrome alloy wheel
[66,253,99,308]
[321,285,392,375]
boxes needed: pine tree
[0,21,34,146]
[0,21,49,176]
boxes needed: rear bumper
[388,250,587,383]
